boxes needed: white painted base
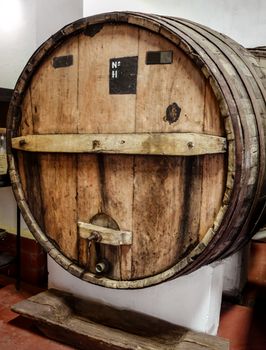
[222,246,249,298]
[48,257,224,335]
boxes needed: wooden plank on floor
[12,289,229,350]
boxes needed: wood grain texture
[95,155,134,280]
[30,36,79,134]
[131,156,187,278]
[171,15,265,261]
[17,89,34,201]
[199,154,226,240]
[12,133,227,155]
[76,25,138,279]
[76,24,142,279]
[77,154,101,270]
[17,152,45,231]
[38,154,78,260]
[28,37,79,260]
[77,25,137,134]
[203,83,225,137]
[136,28,206,134]
[130,28,224,278]
[19,88,34,136]
[199,83,226,240]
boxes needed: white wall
[0,0,36,89]
[36,0,83,46]
[83,0,266,47]
[0,0,83,238]
[0,0,36,237]
[0,0,83,89]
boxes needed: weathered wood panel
[12,289,229,350]
[199,83,226,240]
[29,37,79,260]
[39,154,78,259]
[77,154,101,269]
[132,156,185,277]
[136,28,206,133]
[95,155,134,280]
[30,37,79,134]
[12,133,227,155]
[77,25,137,134]
[77,25,138,279]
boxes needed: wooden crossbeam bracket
[12,133,227,156]
[78,222,132,246]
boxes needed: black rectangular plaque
[146,51,173,65]
[52,55,73,68]
[109,56,138,94]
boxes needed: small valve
[95,259,110,275]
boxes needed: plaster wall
[0,0,83,238]
[83,0,266,47]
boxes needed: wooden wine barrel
[6,12,266,288]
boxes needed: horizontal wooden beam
[78,222,132,246]
[12,133,227,156]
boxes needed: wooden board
[199,83,226,240]
[12,133,227,155]
[11,289,229,350]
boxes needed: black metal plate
[146,51,173,65]
[52,55,73,68]
[109,56,138,94]
[84,23,104,37]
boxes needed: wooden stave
[133,12,266,264]
[163,16,266,261]
[5,12,266,288]
[128,13,241,273]
[174,17,266,258]
[131,13,264,269]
